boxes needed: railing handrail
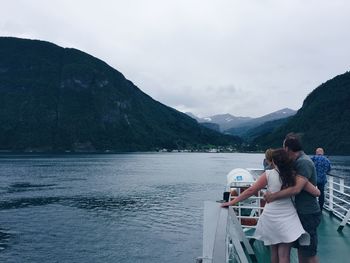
[328,172,347,179]
[199,201,254,263]
[328,181,350,191]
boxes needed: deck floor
[250,211,350,262]
[317,211,350,261]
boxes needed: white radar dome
[226,168,255,187]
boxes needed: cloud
[1,0,350,117]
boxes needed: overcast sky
[1,0,350,117]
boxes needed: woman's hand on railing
[221,201,231,207]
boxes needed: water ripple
[7,182,57,193]
[0,197,61,210]
[0,229,15,250]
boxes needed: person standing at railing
[263,148,274,170]
[311,147,331,211]
[221,148,320,263]
[264,133,321,263]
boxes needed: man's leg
[298,250,319,263]
[317,183,325,211]
[298,212,321,263]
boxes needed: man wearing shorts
[265,133,321,263]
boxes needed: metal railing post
[340,178,345,193]
[328,176,334,213]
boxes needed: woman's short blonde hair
[265,148,274,162]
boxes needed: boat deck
[317,211,350,261]
[199,171,350,263]
[252,210,350,262]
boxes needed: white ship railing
[197,183,264,263]
[196,201,255,263]
[324,173,350,231]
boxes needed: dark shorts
[294,212,321,257]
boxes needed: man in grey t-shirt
[264,133,321,263]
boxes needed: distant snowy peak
[185,108,296,132]
[276,108,296,114]
[261,108,296,120]
[209,114,252,123]
[185,113,253,131]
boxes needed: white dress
[254,169,310,245]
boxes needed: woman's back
[254,169,308,245]
[265,169,294,208]
[266,169,282,192]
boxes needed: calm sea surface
[0,153,349,263]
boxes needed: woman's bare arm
[221,173,267,207]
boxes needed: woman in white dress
[221,148,320,263]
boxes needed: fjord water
[0,153,349,263]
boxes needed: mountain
[185,112,222,132]
[224,108,296,136]
[185,112,200,121]
[0,37,241,152]
[242,117,292,142]
[205,114,253,131]
[200,122,220,132]
[249,108,296,126]
[187,108,296,134]
[253,71,350,155]
[186,112,252,131]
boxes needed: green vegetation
[253,71,350,155]
[0,37,241,152]
[1,37,348,155]
[242,117,292,142]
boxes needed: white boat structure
[196,168,350,263]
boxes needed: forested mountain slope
[0,37,241,152]
[254,71,350,155]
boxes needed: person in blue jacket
[311,147,331,211]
